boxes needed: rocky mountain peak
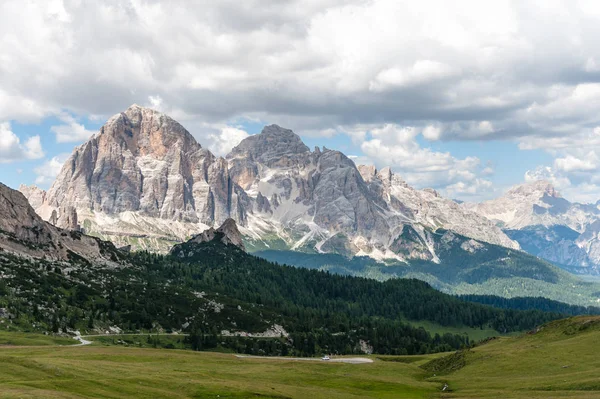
[21,106,521,260]
[216,218,245,249]
[227,124,310,165]
[23,104,250,251]
[377,167,393,183]
[357,165,377,182]
[507,180,560,199]
[99,104,201,157]
[18,184,46,210]
[0,183,47,239]
[170,218,245,256]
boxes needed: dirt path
[235,355,373,364]
[72,334,92,346]
[7,334,375,365]
[80,333,188,338]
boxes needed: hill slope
[1,182,596,356]
[428,316,600,397]
[0,225,578,356]
[255,234,600,307]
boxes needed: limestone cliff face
[0,183,118,263]
[226,124,517,260]
[28,105,249,251]
[170,218,245,254]
[465,180,600,274]
[21,106,518,261]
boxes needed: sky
[2,0,600,203]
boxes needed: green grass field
[0,345,440,398]
[0,331,75,347]
[405,320,504,342]
[1,317,600,398]
[435,316,600,398]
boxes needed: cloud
[445,179,494,197]
[554,154,598,173]
[204,126,250,156]
[50,113,97,143]
[369,60,458,92]
[0,122,44,163]
[0,0,594,129]
[33,153,69,186]
[355,124,492,198]
[3,0,600,198]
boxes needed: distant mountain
[464,181,600,274]
[463,180,599,231]
[20,105,519,266]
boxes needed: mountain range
[19,105,517,263]
[14,104,600,283]
[463,181,600,274]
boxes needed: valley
[1,316,600,398]
[4,2,600,398]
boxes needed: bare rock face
[20,105,519,262]
[228,124,310,167]
[18,185,46,210]
[1,183,49,243]
[464,180,596,231]
[170,218,245,255]
[225,125,517,261]
[26,105,249,251]
[465,180,600,274]
[0,183,118,263]
[215,218,245,249]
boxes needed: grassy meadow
[0,344,439,398]
[1,316,600,398]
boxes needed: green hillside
[256,245,600,306]
[0,343,439,398]
[1,317,600,398]
[427,316,600,398]
[0,234,580,356]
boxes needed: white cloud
[33,153,69,186]
[0,0,596,132]
[554,154,598,173]
[3,0,600,199]
[355,124,491,197]
[0,122,44,163]
[445,179,494,197]
[50,113,97,143]
[204,126,250,156]
[369,60,458,92]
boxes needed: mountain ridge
[0,182,120,264]
[20,105,519,265]
[464,180,600,274]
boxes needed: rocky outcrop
[18,185,46,210]
[0,183,119,263]
[170,218,245,256]
[228,124,310,167]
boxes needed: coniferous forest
[3,234,597,357]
